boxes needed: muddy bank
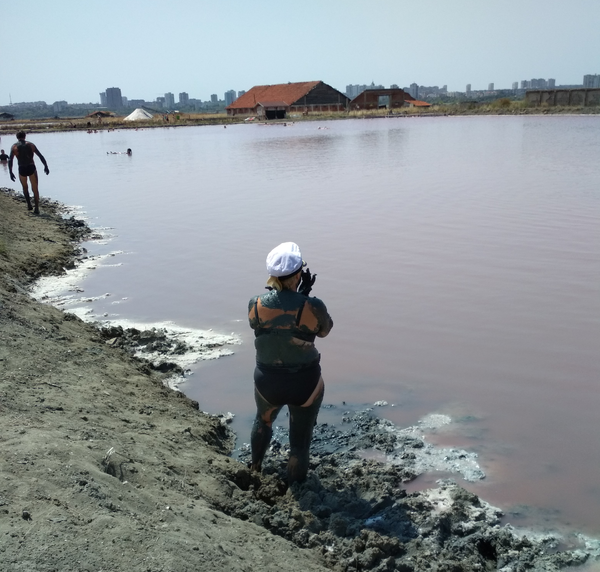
[24,198,241,386]
[230,411,599,571]
[1,188,599,571]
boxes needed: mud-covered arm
[32,143,49,174]
[8,146,16,180]
[248,296,260,330]
[309,298,333,338]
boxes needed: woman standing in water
[248,242,333,484]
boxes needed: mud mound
[218,411,595,572]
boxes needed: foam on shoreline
[29,207,241,375]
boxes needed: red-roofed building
[226,81,349,119]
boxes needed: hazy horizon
[2,0,599,107]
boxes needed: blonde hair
[266,276,283,291]
[266,273,298,292]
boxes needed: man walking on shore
[9,131,50,215]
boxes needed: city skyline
[2,0,599,107]
[5,73,591,112]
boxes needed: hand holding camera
[298,268,317,297]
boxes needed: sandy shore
[1,188,598,571]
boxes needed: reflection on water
[18,116,600,537]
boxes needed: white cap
[266,242,305,277]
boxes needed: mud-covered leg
[19,174,32,210]
[287,387,324,484]
[250,387,282,473]
[30,171,40,214]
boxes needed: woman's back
[249,289,332,369]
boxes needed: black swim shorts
[19,164,36,177]
[254,362,321,407]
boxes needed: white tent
[124,108,153,121]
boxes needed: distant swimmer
[8,131,50,215]
[106,148,132,155]
[0,149,9,161]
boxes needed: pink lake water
[7,115,599,538]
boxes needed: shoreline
[1,106,598,137]
[1,188,599,571]
[25,197,242,389]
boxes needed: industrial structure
[226,81,349,119]
[348,88,430,110]
[525,88,600,106]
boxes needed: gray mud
[223,409,599,571]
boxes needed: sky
[2,0,599,106]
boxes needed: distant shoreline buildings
[97,87,227,113]
[2,74,598,116]
[347,77,566,102]
[583,74,600,88]
[93,75,600,112]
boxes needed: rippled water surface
[11,116,600,536]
